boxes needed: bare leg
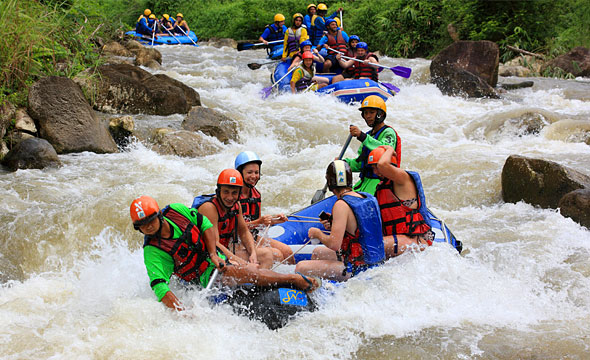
[331,74,345,84]
[312,246,338,260]
[295,259,350,282]
[270,239,295,264]
[222,262,321,292]
[233,244,274,269]
[384,235,429,259]
[323,60,332,73]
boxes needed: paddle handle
[338,134,353,160]
[205,269,219,291]
[151,21,157,46]
[271,66,297,89]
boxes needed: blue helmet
[349,35,360,42]
[235,151,262,171]
[300,40,312,49]
[356,42,368,50]
[325,19,337,27]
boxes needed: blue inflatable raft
[125,30,198,45]
[268,195,462,262]
[271,60,398,103]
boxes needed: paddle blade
[391,66,412,78]
[237,43,253,51]
[311,188,326,204]
[260,86,273,99]
[381,82,400,94]
[248,63,262,70]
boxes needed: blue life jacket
[309,15,326,46]
[340,192,385,268]
[359,125,402,180]
[135,16,152,35]
[265,23,285,42]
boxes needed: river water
[1,43,590,359]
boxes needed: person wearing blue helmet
[332,41,380,84]
[287,39,325,72]
[235,151,295,264]
[316,18,349,73]
[346,35,360,57]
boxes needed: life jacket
[352,53,379,81]
[309,15,326,46]
[359,125,402,180]
[239,187,261,223]
[192,194,239,249]
[286,27,303,54]
[143,206,209,284]
[375,171,432,237]
[294,65,315,91]
[326,30,348,55]
[264,23,285,42]
[135,16,152,35]
[173,21,188,34]
[339,193,385,275]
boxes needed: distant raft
[125,30,198,45]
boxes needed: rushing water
[1,43,590,359]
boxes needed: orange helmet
[302,51,313,59]
[217,169,243,188]
[368,147,398,167]
[130,195,160,230]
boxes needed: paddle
[238,39,283,51]
[176,26,198,46]
[379,81,400,94]
[150,21,157,47]
[163,26,182,44]
[311,133,353,204]
[261,66,297,98]
[248,60,279,70]
[205,269,219,291]
[339,10,343,29]
[326,47,412,78]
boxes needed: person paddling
[331,42,380,84]
[131,195,321,311]
[282,13,309,61]
[135,9,154,36]
[309,3,343,46]
[295,160,385,281]
[290,51,329,93]
[287,40,324,72]
[316,18,349,73]
[367,146,435,258]
[259,14,288,46]
[173,13,190,34]
[235,151,294,264]
[343,95,402,195]
[159,14,174,34]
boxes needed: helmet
[307,4,317,11]
[302,51,313,59]
[300,40,312,49]
[326,160,352,191]
[176,13,183,18]
[217,169,243,188]
[325,19,337,27]
[356,42,368,50]
[317,3,328,11]
[235,151,262,172]
[334,17,341,27]
[359,95,387,124]
[144,9,151,16]
[274,13,286,22]
[368,147,398,167]
[149,14,156,20]
[293,13,304,21]
[130,195,160,230]
[349,35,360,42]
[163,14,169,20]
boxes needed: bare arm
[237,207,258,264]
[308,200,347,251]
[376,146,412,186]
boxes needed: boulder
[499,65,531,77]
[89,64,200,115]
[542,47,590,77]
[207,37,238,49]
[4,130,35,149]
[0,141,8,160]
[27,76,118,154]
[2,138,61,171]
[559,189,590,228]
[14,108,37,134]
[0,101,16,139]
[501,155,590,208]
[182,106,239,144]
[132,47,162,66]
[102,41,133,57]
[123,39,144,52]
[150,128,222,157]
[109,115,134,148]
[430,40,500,98]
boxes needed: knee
[295,260,311,274]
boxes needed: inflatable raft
[125,30,198,45]
[271,60,397,103]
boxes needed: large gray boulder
[27,76,118,154]
[542,47,590,77]
[559,189,590,228]
[88,64,200,115]
[501,155,590,208]
[430,40,499,98]
[150,128,222,157]
[182,106,239,144]
[2,137,61,171]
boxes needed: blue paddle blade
[380,82,400,94]
[260,86,273,99]
[391,66,412,78]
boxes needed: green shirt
[143,203,213,301]
[344,126,399,195]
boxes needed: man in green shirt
[131,195,321,311]
[344,95,401,195]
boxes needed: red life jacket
[375,178,431,236]
[327,30,347,55]
[211,197,240,248]
[352,53,379,81]
[239,187,261,223]
[340,229,364,269]
[143,206,209,283]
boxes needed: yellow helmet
[335,17,341,27]
[274,13,286,22]
[317,3,328,11]
[307,4,317,10]
[163,14,169,20]
[176,13,183,18]
[293,13,304,20]
[149,14,156,19]
[144,9,151,16]
[359,95,387,113]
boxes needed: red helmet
[368,147,397,166]
[130,195,160,230]
[217,168,243,188]
[302,51,313,59]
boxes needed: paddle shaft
[177,26,198,46]
[263,66,298,97]
[311,133,353,204]
[205,269,219,290]
[163,26,181,44]
[239,39,283,51]
[151,21,157,46]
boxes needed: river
[1,43,590,359]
